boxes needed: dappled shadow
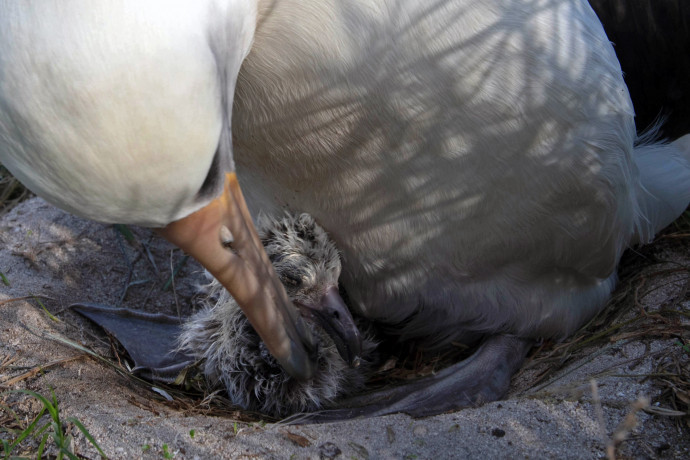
[0,197,204,319]
[233,0,640,347]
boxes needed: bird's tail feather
[631,133,690,245]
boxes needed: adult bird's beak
[158,173,317,380]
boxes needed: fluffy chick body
[179,213,377,416]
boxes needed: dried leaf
[386,425,395,443]
[283,430,311,447]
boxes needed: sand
[1,197,688,459]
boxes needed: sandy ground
[1,197,688,459]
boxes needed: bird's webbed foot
[71,303,194,382]
[292,334,533,422]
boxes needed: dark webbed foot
[71,303,194,382]
[72,302,530,421]
[296,335,532,422]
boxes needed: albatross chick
[179,213,378,416]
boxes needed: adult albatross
[232,0,690,417]
[1,0,689,417]
[0,1,329,380]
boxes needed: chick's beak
[158,172,316,380]
[298,286,363,367]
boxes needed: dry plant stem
[607,397,650,460]
[0,355,85,387]
[659,233,690,239]
[671,277,690,308]
[592,378,652,460]
[0,166,30,216]
[634,278,648,316]
[170,249,181,319]
[0,295,54,307]
[591,379,609,456]
[530,344,617,393]
[0,353,20,370]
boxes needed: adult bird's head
[0,2,317,379]
[158,173,318,379]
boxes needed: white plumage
[1,0,689,415]
[0,0,318,380]
[0,1,253,226]
[233,0,690,348]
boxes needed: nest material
[0,165,30,216]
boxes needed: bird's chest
[232,0,637,326]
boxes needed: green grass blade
[0,388,103,460]
[49,389,65,441]
[33,421,51,436]
[51,421,65,449]
[31,295,60,323]
[0,271,9,286]
[29,423,53,459]
[36,432,49,460]
[162,254,189,291]
[67,417,106,458]
[7,407,46,451]
[113,224,136,243]
[38,332,124,372]
[1,438,9,460]
[59,448,79,460]
[9,390,58,424]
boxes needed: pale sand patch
[1,197,687,459]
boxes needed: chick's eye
[282,273,303,288]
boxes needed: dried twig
[606,397,650,460]
[0,354,85,387]
[0,295,54,307]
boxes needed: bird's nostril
[332,310,340,320]
[219,225,234,248]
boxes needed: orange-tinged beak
[158,173,316,379]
